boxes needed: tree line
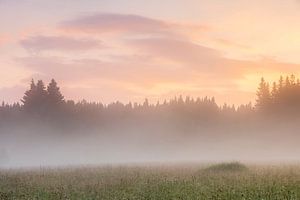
[0,75,299,128]
[256,75,300,114]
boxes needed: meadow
[0,162,300,200]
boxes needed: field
[1,163,300,200]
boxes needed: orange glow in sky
[1,0,300,105]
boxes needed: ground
[0,163,300,200]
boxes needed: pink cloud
[60,13,171,36]
[128,38,223,70]
[128,37,300,76]
[20,36,102,53]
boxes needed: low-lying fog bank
[1,121,300,168]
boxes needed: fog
[1,121,300,168]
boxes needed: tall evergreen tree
[47,79,64,107]
[21,79,48,114]
[278,76,284,93]
[35,80,48,113]
[21,79,37,111]
[256,78,271,111]
[271,82,278,99]
[285,76,291,88]
[143,98,149,108]
[290,74,296,85]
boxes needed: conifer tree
[35,80,48,113]
[21,79,37,111]
[47,79,64,107]
[21,79,48,113]
[256,78,271,111]
[271,82,278,99]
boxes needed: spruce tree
[21,79,48,114]
[35,80,48,113]
[271,82,278,100]
[21,79,37,111]
[256,77,271,111]
[47,79,64,107]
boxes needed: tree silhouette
[271,82,277,98]
[5,75,300,128]
[253,75,300,115]
[21,79,37,111]
[47,79,65,107]
[255,78,271,111]
[21,79,48,114]
[35,80,48,114]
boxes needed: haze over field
[1,0,300,169]
[2,124,300,168]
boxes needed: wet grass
[0,163,300,199]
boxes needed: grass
[203,162,248,173]
[0,163,300,199]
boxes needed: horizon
[0,75,294,107]
[1,78,252,107]
[0,77,272,107]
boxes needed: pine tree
[271,82,277,99]
[143,98,149,107]
[285,76,291,88]
[278,76,284,93]
[256,77,271,111]
[47,79,64,107]
[21,79,37,111]
[21,79,48,114]
[35,80,48,113]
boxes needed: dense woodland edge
[1,75,300,129]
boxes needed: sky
[1,0,300,105]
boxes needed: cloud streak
[20,36,102,53]
[60,13,171,36]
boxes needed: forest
[0,75,300,127]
